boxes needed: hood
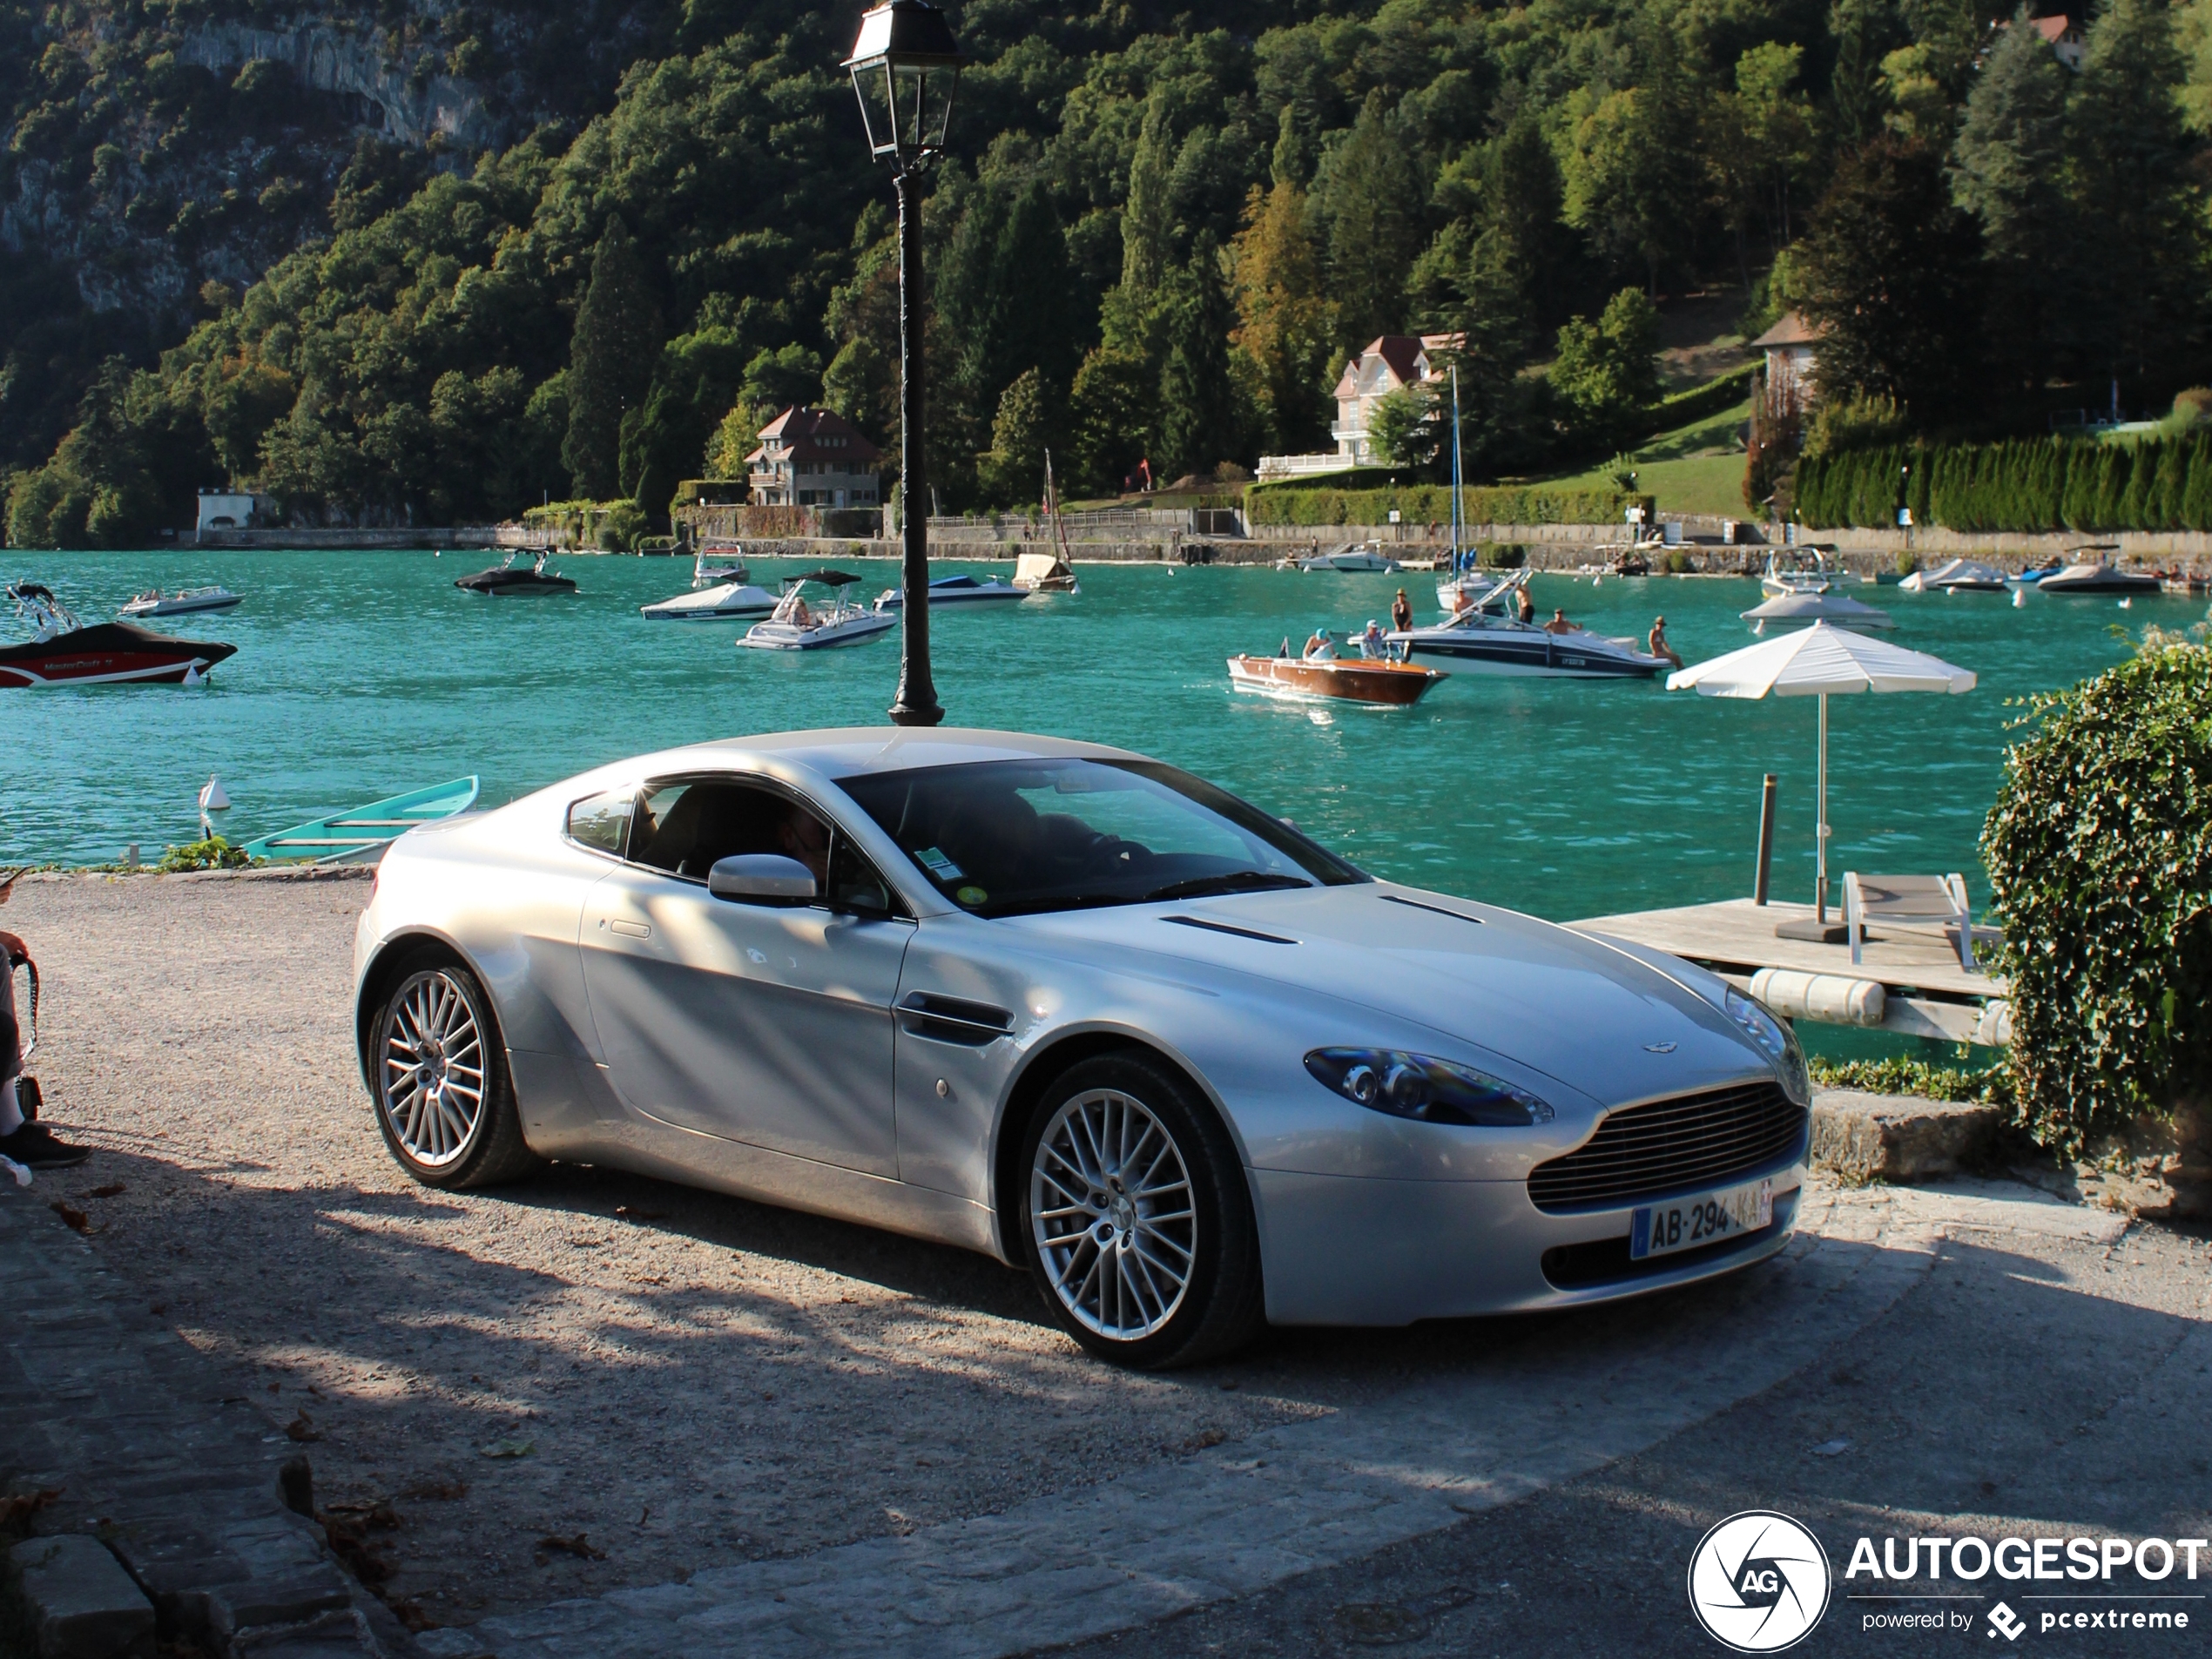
[1003,882,1776,1109]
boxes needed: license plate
[1630,1177,1773,1260]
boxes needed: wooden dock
[1569,897,2006,1045]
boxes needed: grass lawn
[1531,396,1755,519]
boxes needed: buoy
[181,664,204,687]
[2013,587,2025,608]
[2118,597,2132,610]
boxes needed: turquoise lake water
[8,550,2185,962]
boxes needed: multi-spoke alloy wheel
[1030,1087,1197,1341]
[378,968,489,1169]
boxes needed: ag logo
[1687,1510,1831,1652]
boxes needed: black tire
[368,954,540,1190]
[1016,1050,1264,1369]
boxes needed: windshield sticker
[955,886,988,907]
[916,846,964,881]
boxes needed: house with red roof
[746,407,883,508]
[1750,312,1828,404]
[1258,333,1461,479]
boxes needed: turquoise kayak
[243,776,480,864]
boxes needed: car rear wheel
[1019,1052,1264,1369]
[370,958,539,1189]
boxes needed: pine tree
[1156,236,1240,480]
[1121,94,1175,299]
[563,217,660,502]
[1318,91,1426,348]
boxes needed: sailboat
[1433,367,1509,615]
[1014,451,1081,594]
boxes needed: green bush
[155,836,253,872]
[1798,432,2212,532]
[1246,486,1649,529]
[1807,1055,2015,1107]
[1475,541,1526,568]
[1980,644,2212,1155]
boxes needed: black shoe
[0,1122,89,1169]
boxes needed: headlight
[1726,987,1811,1105]
[1305,1049,1554,1127]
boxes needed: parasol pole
[1816,692,1830,921]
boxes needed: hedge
[1797,432,2212,532]
[1245,485,1652,528]
[1651,361,1758,429]
[1982,643,2212,1156]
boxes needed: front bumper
[1250,1155,1806,1326]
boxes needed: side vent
[896,991,1015,1047]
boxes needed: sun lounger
[1841,873,1985,973]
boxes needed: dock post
[1753,773,1777,905]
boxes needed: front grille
[1527,1082,1805,1213]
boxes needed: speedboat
[2009,563,2063,585]
[1761,549,1838,597]
[875,572,1027,610]
[1903,559,2007,594]
[2,582,238,687]
[1298,542,1399,573]
[2035,560,2161,596]
[119,585,242,617]
[739,570,895,651]
[1227,652,1443,706]
[1389,577,1669,679]
[691,544,747,586]
[1741,590,1894,629]
[455,550,577,596]
[641,579,779,621]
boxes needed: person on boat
[1358,621,1387,659]
[1391,589,1413,633]
[0,871,89,1170]
[1648,615,1683,668]
[1543,608,1576,635]
[1303,628,1335,661]
[1278,637,1291,659]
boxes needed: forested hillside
[6,0,2211,545]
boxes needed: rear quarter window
[566,789,633,856]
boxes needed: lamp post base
[887,695,944,728]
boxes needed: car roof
[624,726,1145,782]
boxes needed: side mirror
[707,853,817,904]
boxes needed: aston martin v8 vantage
[354,729,1812,1367]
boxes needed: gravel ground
[8,870,1635,1631]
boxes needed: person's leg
[0,961,22,1137]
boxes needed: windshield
[835,758,1366,918]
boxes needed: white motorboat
[1741,590,1895,629]
[118,585,242,617]
[2035,559,2161,596]
[1389,573,1669,678]
[739,570,896,651]
[640,579,780,621]
[875,572,1027,610]
[1296,542,1400,573]
[690,544,748,586]
[1904,558,2008,593]
[1761,549,1838,597]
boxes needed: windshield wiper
[1143,871,1314,902]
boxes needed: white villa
[194,489,269,539]
[1257,333,1461,481]
[746,406,882,508]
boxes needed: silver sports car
[354,728,1812,1368]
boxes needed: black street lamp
[845,0,967,728]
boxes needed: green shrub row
[1651,361,1758,429]
[1245,485,1650,528]
[1797,433,2212,532]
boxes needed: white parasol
[1667,623,1975,929]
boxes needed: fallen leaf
[1178,1428,1228,1455]
[88,1183,125,1197]
[48,1200,100,1235]
[386,1598,437,1633]
[286,1409,322,1444]
[478,1439,534,1460]
[0,1487,63,1527]
[614,1205,667,1223]
[536,1532,606,1561]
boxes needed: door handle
[610,919,651,939]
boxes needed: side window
[826,831,900,918]
[565,789,633,857]
[631,779,795,880]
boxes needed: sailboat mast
[1448,366,1465,574]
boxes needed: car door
[578,774,914,1177]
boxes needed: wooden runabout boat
[1227,652,1444,706]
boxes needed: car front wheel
[1020,1052,1264,1369]
[370,958,539,1189]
